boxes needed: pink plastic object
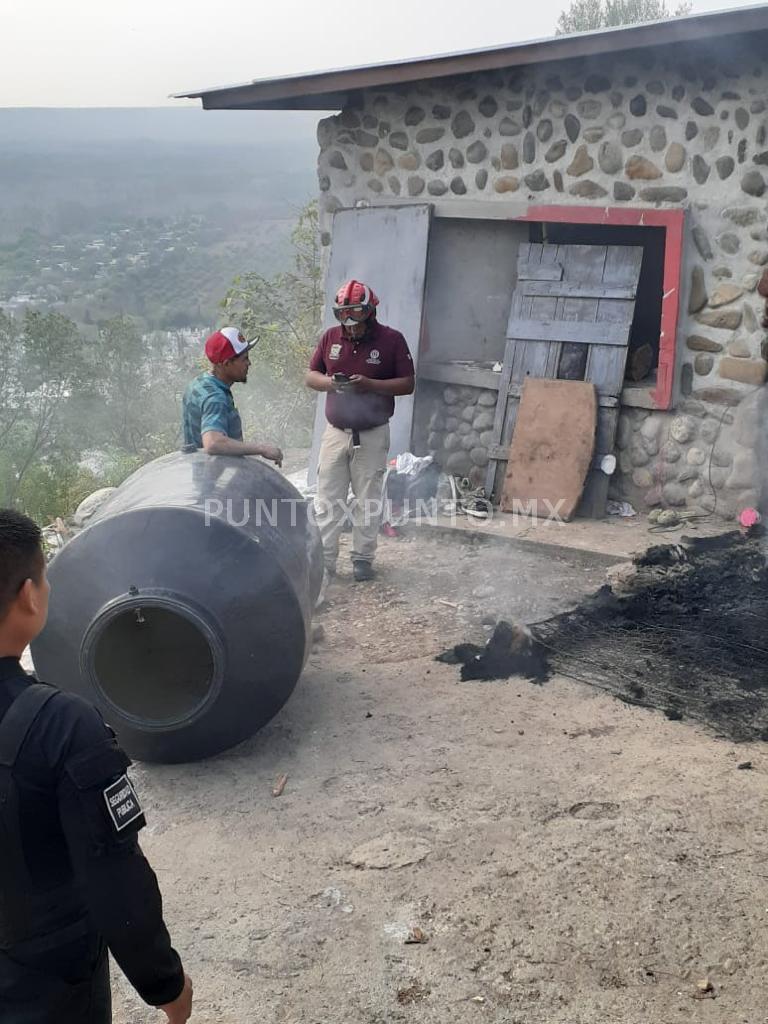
[739,507,761,528]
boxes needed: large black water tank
[31,452,323,763]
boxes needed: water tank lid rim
[79,589,226,730]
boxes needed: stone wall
[613,393,765,516]
[425,385,498,486]
[315,36,768,517]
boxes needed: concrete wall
[316,35,768,517]
[421,218,529,365]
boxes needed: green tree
[0,310,193,521]
[220,201,322,447]
[556,0,692,34]
[13,458,105,528]
[0,309,95,508]
[85,315,196,459]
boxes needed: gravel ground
[109,530,768,1024]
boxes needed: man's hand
[160,973,193,1023]
[260,444,283,467]
[305,370,336,393]
[348,374,375,391]
[351,374,415,398]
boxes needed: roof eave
[176,5,768,111]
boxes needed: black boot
[353,560,375,582]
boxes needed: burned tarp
[535,531,768,742]
[437,621,550,683]
[438,531,768,742]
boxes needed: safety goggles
[333,304,370,323]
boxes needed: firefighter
[306,280,414,582]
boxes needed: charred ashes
[437,621,550,683]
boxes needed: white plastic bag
[606,500,637,518]
[394,452,434,476]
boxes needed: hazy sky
[0,0,760,108]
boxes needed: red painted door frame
[517,204,684,410]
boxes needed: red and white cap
[204,327,257,364]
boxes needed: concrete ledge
[407,509,730,562]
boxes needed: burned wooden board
[500,379,597,521]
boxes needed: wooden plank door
[485,241,642,517]
[308,205,432,486]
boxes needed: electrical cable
[646,403,731,533]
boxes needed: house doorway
[529,220,666,387]
[412,205,683,515]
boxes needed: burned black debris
[436,621,551,683]
[438,531,768,742]
[535,530,768,742]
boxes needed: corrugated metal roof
[175,4,768,110]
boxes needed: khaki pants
[316,423,389,570]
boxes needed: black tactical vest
[0,683,89,954]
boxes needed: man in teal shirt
[182,327,282,465]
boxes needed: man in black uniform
[0,509,193,1023]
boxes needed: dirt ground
[111,529,768,1024]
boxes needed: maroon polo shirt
[309,320,413,430]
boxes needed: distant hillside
[0,107,319,237]
[0,106,321,146]
[0,107,321,328]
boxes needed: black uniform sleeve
[52,702,185,1007]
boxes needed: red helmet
[333,279,379,326]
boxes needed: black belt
[336,427,363,448]
[338,425,385,448]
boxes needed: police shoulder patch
[103,774,143,832]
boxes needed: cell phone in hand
[332,373,351,384]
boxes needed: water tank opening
[91,605,216,725]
